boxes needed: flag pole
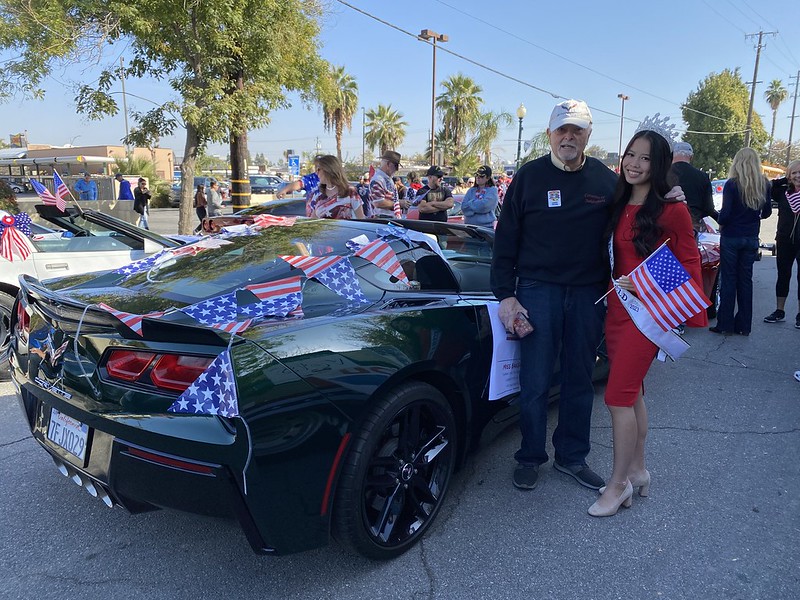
[595,238,671,305]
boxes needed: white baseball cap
[549,99,593,130]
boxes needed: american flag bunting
[355,239,408,282]
[98,303,167,335]
[314,258,369,304]
[180,292,239,326]
[167,350,239,417]
[280,254,343,278]
[253,214,297,228]
[241,276,303,318]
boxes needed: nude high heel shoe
[598,470,651,497]
[630,470,650,497]
[588,481,633,517]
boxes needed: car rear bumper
[15,381,280,554]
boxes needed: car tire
[707,271,720,319]
[0,291,15,378]
[333,381,457,560]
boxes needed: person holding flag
[591,120,708,517]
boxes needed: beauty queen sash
[608,238,689,362]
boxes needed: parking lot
[1,210,797,599]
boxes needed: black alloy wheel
[333,382,457,560]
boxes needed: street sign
[288,155,300,177]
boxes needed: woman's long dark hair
[607,130,677,258]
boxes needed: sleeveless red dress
[604,202,708,407]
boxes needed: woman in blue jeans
[710,147,771,335]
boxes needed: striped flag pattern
[628,244,710,331]
[98,303,166,336]
[30,179,66,211]
[253,214,297,228]
[53,170,70,209]
[280,255,343,278]
[241,276,303,318]
[787,189,800,213]
[355,239,408,282]
[211,319,253,335]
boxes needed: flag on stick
[53,170,70,210]
[628,243,710,331]
[30,179,66,211]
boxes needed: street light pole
[617,93,629,172]
[361,106,366,174]
[419,29,448,166]
[515,103,526,172]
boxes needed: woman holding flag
[590,121,708,517]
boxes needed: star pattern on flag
[314,258,369,304]
[167,350,239,417]
[180,292,239,325]
[112,250,173,278]
[241,276,303,318]
[280,254,343,278]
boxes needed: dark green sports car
[8,217,605,559]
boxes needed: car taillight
[15,300,30,344]
[106,350,157,381]
[150,354,214,391]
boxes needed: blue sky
[3,0,799,167]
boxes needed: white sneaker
[794,371,800,382]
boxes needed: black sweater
[771,177,800,243]
[491,155,617,300]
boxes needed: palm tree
[322,66,359,161]
[436,74,483,163]
[469,110,513,165]
[364,104,407,156]
[764,79,788,163]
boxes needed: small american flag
[167,350,239,417]
[30,179,66,211]
[53,170,70,209]
[628,243,710,331]
[354,239,408,282]
[787,189,800,213]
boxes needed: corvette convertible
[8,218,605,559]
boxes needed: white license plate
[47,408,89,461]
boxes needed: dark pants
[717,236,759,333]
[514,279,606,467]
[774,235,800,301]
[194,207,207,232]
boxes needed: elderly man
[671,141,717,231]
[491,99,617,492]
[74,172,98,201]
[369,150,408,218]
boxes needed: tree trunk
[179,123,201,235]
[336,116,343,161]
[229,70,250,211]
[768,109,778,163]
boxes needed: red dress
[604,202,708,407]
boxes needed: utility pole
[787,70,799,168]
[119,57,130,155]
[744,31,777,147]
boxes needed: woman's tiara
[634,113,678,150]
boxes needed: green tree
[681,68,768,175]
[469,111,513,165]
[364,104,407,156]
[519,130,551,165]
[764,79,788,164]
[436,74,483,163]
[322,65,359,161]
[1,0,329,233]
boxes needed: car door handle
[45,263,70,271]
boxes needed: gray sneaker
[513,465,539,490]
[553,462,605,490]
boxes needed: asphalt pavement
[0,210,798,599]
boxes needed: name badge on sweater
[547,190,562,207]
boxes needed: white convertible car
[1,204,184,360]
